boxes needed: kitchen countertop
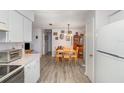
[0,53,41,66]
[0,53,41,83]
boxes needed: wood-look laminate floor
[39,56,90,83]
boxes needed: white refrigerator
[96,19,124,82]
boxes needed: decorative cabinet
[73,32,84,58]
[8,11,23,42]
[73,35,80,50]
[23,17,32,42]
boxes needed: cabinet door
[8,11,23,42]
[0,11,9,42]
[33,59,40,82]
[0,10,9,25]
[23,17,32,42]
[24,61,35,83]
[24,58,40,83]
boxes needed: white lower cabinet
[24,59,40,83]
[32,59,40,82]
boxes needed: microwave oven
[0,49,22,63]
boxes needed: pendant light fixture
[67,24,73,45]
[68,24,70,33]
[67,24,72,36]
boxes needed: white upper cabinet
[23,17,32,42]
[0,10,33,42]
[8,11,23,42]
[0,10,9,25]
[17,10,34,21]
[0,11,9,42]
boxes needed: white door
[86,17,95,82]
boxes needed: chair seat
[71,55,77,58]
[63,56,70,58]
[56,55,63,57]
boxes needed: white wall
[52,28,84,57]
[84,10,96,82]
[32,28,43,55]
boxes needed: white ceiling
[33,10,89,29]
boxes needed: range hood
[0,22,8,32]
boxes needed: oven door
[2,68,24,83]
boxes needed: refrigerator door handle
[97,50,124,59]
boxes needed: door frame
[85,17,95,83]
[42,29,52,55]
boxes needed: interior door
[86,17,95,82]
[45,33,48,55]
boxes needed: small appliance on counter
[24,43,32,54]
[0,49,22,63]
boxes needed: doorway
[44,29,52,56]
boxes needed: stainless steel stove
[0,65,24,83]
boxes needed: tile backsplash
[0,43,23,51]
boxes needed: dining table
[55,47,78,63]
[56,48,76,56]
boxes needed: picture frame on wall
[53,32,58,36]
[55,37,58,40]
[60,34,64,39]
[61,30,65,33]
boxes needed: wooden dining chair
[63,50,70,63]
[55,50,63,63]
[70,47,79,64]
